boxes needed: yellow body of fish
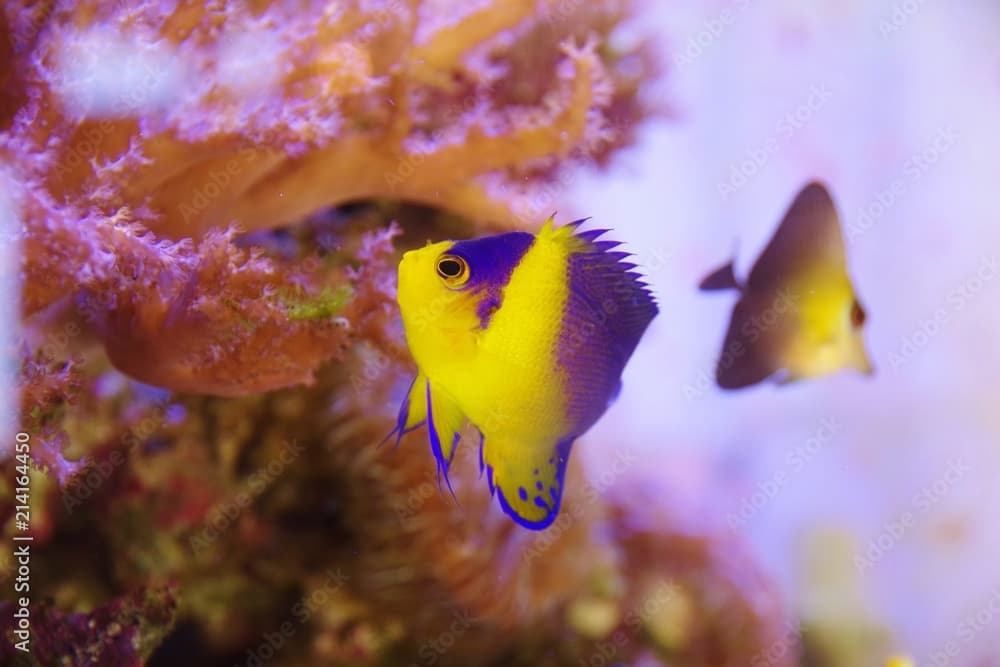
[398,226,577,450]
[782,263,871,380]
[391,219,657,529]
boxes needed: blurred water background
[578,1,1000,664]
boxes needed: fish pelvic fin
[699,260,739,291]
[483,433,574,531]
[380,374,428,448]
[425,379,467,499]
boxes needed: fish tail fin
[483,434,573,531]
[379,375,427,448]
[699,260,739,291]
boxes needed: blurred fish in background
[699,181,873,389]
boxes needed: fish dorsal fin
[537,215,590,249]
[747,182,846,293]
[558,228,658,430]
[483,434,573,530]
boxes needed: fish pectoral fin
[380,374,428,447]
[483,435,574,531]
[426,379,467,493]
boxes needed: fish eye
[850,300,867,327]
[436,254,469,285]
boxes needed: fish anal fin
[484,435,573,531]
[715,298,786,390]
[699,260,739,291]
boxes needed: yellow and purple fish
[700,181,873,388]
[387,217,657,529]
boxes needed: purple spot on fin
[493,437,575,531]
[518,487,528,501]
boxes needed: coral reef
[3,0,795,665]
[4,277,793,665]
[6,0,657,398]
[0,586,177,667]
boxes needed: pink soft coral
[5,0,654,398]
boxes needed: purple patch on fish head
[444,232,535,328]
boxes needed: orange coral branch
[409,0,539,86]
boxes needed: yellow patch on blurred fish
[387,217,657,529]
[699,181,873,388]
[886,656,915,667]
